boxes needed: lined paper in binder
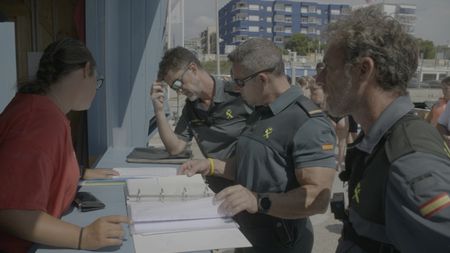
[125,174,252,252]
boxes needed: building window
[317,9,322,14]
[267,17,272,22]
[236,3,247,9]
[285,27,292,33]
[274,26,284,32]
[267,27,272,33]
[308,27,315,34]
[285,15,292,23]
[308,16,315,24]
[316,30,320,35]
[267,6,272,12]
[274,3,284,11]
[285,5,292,12]
[249,15,259,21]
[301,17,308,23]
[331,9,341,15]
[301,7,308,13]
[249,4,259,10]
[249,26,259,32]
[308,6,316,13]
[300,28,307,34]
[274,14,285,22]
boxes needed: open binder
[126,146,192,164]
[125,175,251,252]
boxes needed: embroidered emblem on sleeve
[420,193,450,218]
[263,127,273,140]
[322,144,334,151]
[225,109,234,120]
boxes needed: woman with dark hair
[0,38,129,252]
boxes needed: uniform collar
[266,86,301,115]
[356,95,414,154]
[211,75,225,103]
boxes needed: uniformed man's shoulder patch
[386,114,450,162]
[295,95,324,118]
[419,193,450,218]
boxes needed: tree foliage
[285,33,323,56]
[416,38,436,59]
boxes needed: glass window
[249,4,259,10]
[331,9,341,15]
[249,15,259,21]
[267,17,272,22]
[249,26,259,32]
[267,6,272,12]
[267,27,272,33]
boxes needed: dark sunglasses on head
[232,67,276,87]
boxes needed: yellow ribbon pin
[225,109,233,120]
[263,127,273,140]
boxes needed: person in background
[296,76,312,98]
[310,78,349,171]
[436,77,450,145]
[0,38,130,252]
[316,6,450,252]
[150,46,251,192]
[180,38,336,253]
[429,76,450,126]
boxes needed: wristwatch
[257,193,271,214]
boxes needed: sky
[180,0,450,46]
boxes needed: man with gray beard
[316,5,450,253]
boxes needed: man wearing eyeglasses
[179,38,337,253]
[151,47,251,191]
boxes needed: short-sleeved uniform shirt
[175,76,251,159]
[234,87,336,192]
[438,100,450,131]
[0,94,80,253]
[337,96,450,253]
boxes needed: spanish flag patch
[322,144,334,151]
[419,193,450,218]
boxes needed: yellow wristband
[208,158,215,176]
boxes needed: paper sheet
[129,196,224,223]
[132,217,237,235]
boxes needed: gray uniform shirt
[235,87,336,192]
[337,96,450,253]
[175,76,251,160]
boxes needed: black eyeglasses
[232,67,276,87]
[169,63,192,91]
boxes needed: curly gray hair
[326,5,418,95]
